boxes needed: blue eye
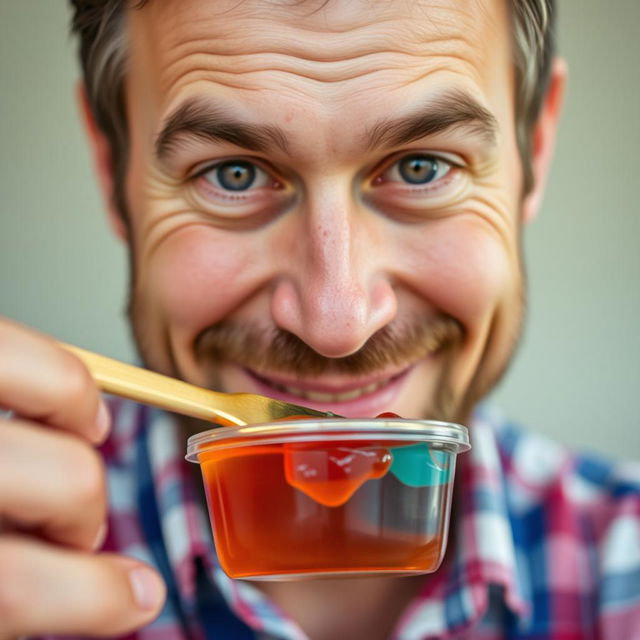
[214,161,256,191]
[398,155,439,184]
[382,153,453,186]
[200,159,271,192]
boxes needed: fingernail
[94,400,111,442]
[129,567,165,611]
[92,522,108,550]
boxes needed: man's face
[122,0,525,423]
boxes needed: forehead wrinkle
[129,0,510,159]
[156,32,481,102]
[157,29,481,84]
[144,0,423,55]
[143,0,493,47]
[156,31,465,88]
[161,55,483,111]
[158,22,414,63]
[161,57,438,99]
[135,1,490,87]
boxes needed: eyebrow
[365,88,498,150]
[155,88,498,162]
[154,97,290,161]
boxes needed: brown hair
[69,0,555,216]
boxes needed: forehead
[130,1,510,88]
[126,0,513,151]
[133,0,503,52]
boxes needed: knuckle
[69,444,106,507]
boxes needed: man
[0,0,638,638]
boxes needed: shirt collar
[143,404,531,637]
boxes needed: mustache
[195,315,464,377]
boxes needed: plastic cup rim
[185,418,470,463]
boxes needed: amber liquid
[200,439,449,579]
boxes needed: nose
[270,185,397,358]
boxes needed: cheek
[403,218,516,324]
[145,226,255,331]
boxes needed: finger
[0,536,166,639]
[0,317,109,443]
[0,417,106,551]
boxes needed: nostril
[270,275,398,359]
[270,278,303,335]
[370,278,398,328]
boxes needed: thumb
[0,537,166,639]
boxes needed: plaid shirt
[45,399,640,639]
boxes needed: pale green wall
[1,1,638,460]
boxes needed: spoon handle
[61,343,245,425]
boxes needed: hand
[0,318,166,639]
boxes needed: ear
[75,81,129,242]
[521,57,568,223]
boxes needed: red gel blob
[284,442,392,507]
[275,413,403,506]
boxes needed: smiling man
[0,0,639,639]
[99,0,532,424]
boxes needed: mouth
[242,366,414,417]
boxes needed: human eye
[377,153,454,188]
[186,156,291,224]
[195,158,274,194]
[365,151,468,218]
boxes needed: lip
[242,366,414,418]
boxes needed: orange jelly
[198,438,449,579]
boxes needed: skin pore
[82,0,563,637]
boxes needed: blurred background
[1,1,638,460]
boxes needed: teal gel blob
[389,444,451,487]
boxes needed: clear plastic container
[186,418,470,580]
